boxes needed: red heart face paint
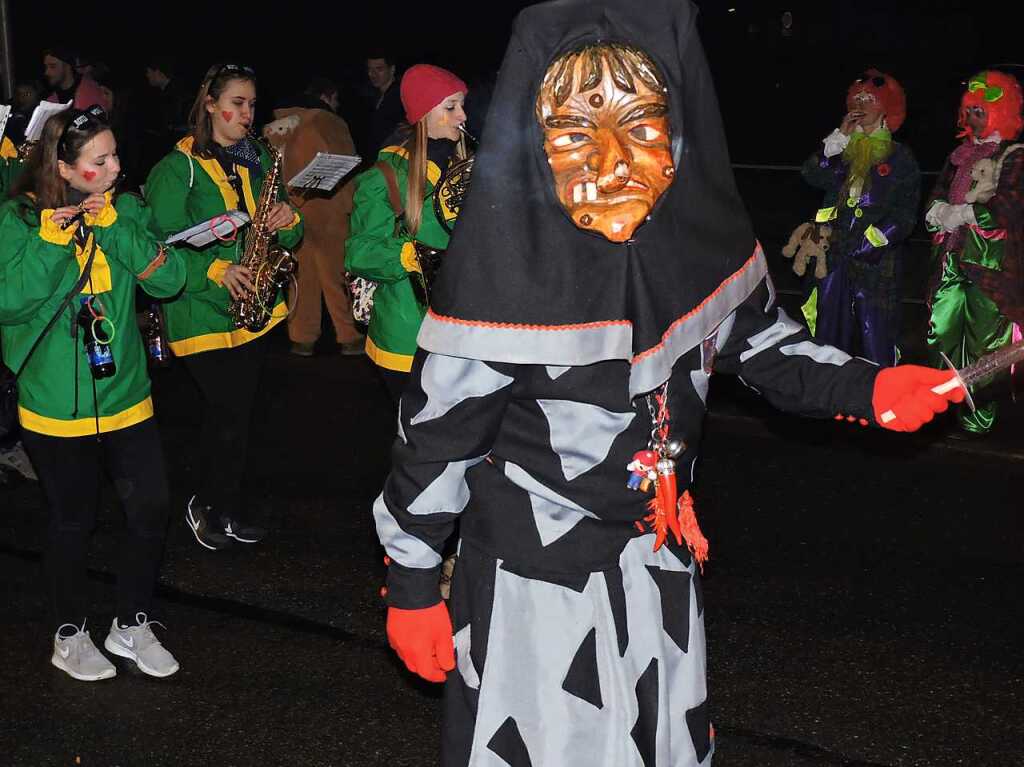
[82,170,97,181]
[221,111,234,123]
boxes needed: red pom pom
[877,163,891,177]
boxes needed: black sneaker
[185,496,234,550]
[221,517,266,544]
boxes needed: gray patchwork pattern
[739,308,804,363]
[407,457,486,516]
[397,400,407,444]
[546,366,571,380]
[779,340,852,366]
[466,533,708,766]
[411,354,515,426]
[536,400,635,482]
[455,624,480,690]
[504,462,597,546]
[765,272,777,311]
[372,494,442,569]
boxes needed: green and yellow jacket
[144,136,303,357]
[1,136,23,195]
[345,143,453,372]
[0,192,185,437]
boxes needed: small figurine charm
[626,450,658,491]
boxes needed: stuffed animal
[965,158,998,204]
[782,222,831,279]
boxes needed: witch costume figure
[373,2,964,765]
[799,69,920,366]
[926,70,1024,435]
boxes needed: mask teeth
[586,182,598,201]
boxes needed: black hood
[419,0,767,397]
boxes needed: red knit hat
[400,64,468,125]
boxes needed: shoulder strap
[375,161,404,216]
[14,229,98,379]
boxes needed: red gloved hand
[872,365,965,432]
[386,602,455,683]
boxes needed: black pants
[182,339,264,521]
[377,366,410,407]
[22,419,170,630]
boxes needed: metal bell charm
[664,439,686,458]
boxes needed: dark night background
[5,0,1024,170]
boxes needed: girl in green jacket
[145,64,302,550]
[346,64,469,402]
[0,106,185,681]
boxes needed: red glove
[872,365,965,432]
[386,602,455,683]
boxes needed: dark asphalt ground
[2,172,1022,766]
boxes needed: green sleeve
[345,167,414,284]
[0,205,79,326]
[144,152,224,294]
[91,194,186,299]
[277,208,304,250]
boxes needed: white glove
[822,129,850,158]
[927,201,976,233]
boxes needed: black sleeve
[374,349,518,609]
[713,279,879,421]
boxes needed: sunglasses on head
[212,63,256,81]
[58,105,110,158]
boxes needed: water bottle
[143,305,171,367]
[78,298,116,379]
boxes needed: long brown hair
[402,120,468,236]
[188,63,257,158]
[10,108,115,212]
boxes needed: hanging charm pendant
[631,382,709,561]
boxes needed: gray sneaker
[52,623,116,681]
[0,441,37,481]
[104,614,180,678]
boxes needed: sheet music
[287,153,361,192]
[24,100,73,143]
[166,210,251,248]
[0,105,11,142]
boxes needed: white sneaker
[104,613,180,678]
[0,441,37,481]
[52,623,116,681]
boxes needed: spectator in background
[145,58,191,139]
[4,82,42,146]
[92,66,145,191]
[365,54,404,157]
[42,47,111,112]
[264,79,365,357]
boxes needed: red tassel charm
[645,458,681,551]
[677,490,709,572]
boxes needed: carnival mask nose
[537,43,675,243]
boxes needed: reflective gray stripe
[628,250,768,396]
[739,308,804,363]
[778,340,853,366]
[419,314,633,366]
[418,246,767,399]
[372,493,442,569]
[407,457,485,516]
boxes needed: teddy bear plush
[965,158,998,204]
[782,222,831,279]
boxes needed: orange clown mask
[536,44,674,243]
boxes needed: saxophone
[229,139,297,332]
